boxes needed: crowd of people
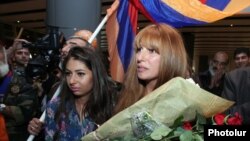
[0,22,250,141]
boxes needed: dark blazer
[198,70,224,96]
[221,67,250,124]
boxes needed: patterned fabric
[45,97,97,141]
[0,71,12,99]
[2,71,38,141]
[106,0,250,82]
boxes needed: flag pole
[88,15,108,43]
[27,13,110,141]
[27,85,62,141]
[87,0,118,44]
[16,27,24,39]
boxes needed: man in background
[8,39,31,72]
[233,47,250,69]
[198,51,229,96]
[1,39,39,141]
[221,66,250,124]
[60,30,97,59]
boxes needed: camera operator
[26,55,60,112]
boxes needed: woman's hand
[27,118,44,135]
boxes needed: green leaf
[172,115,184,127]
[193,134,204,141]
[196,113,207,125]
[151,133,163,140]
[174,127,185,136]
[123,135,136,141]
[150,126,172,140]
[196,124,204,133]
[180,130,193,141]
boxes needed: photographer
[26,55,60,112]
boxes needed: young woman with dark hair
[44,46,117,141]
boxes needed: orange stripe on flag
[106,6,125,82]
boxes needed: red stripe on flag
[199,0,207,4]
[130,0,156,23]
[128,0,138,33]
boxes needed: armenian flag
[106,0,250,82]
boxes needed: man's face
[234,53,250,68]
[211,53,228,73]
[13,48,30,67]
[60,38,88,59]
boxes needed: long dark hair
[56,46,117,125]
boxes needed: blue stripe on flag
[117,0,135,71]
[205,0,231,11]
[139,0,207,27]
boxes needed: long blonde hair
[114,23,188,114]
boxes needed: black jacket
[221,67,250,124]
[198,70,225,96]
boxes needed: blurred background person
[1,39,39,141]
[198,51,229,96]
[8,39,31,73]
[60,30,97,60]
[0,42,9,141]
[233,47,250,69]
[221,66,250,124]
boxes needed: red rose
[227,112,243,125]
[183,121,192,130]
[213,113,226,125]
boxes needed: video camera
[23,27,65,80]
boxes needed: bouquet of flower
[212,112,242,125]
[81,77,234,141]
[148,112,242,141]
